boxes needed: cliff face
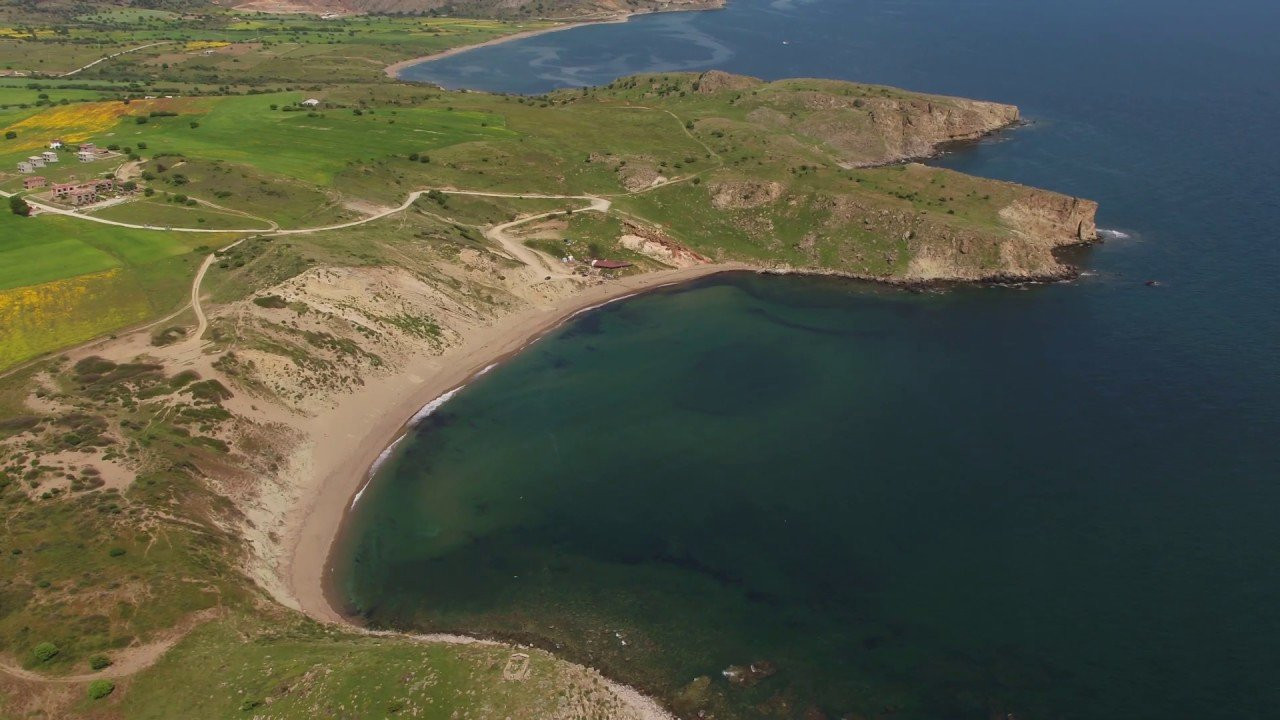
[689,72,1019,167]
[901,189,1100,282]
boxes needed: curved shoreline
[383,3,727,81]
[277,263,748,714]
[384,14,632,80]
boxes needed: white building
[301,98,321,107]
[41,151,58,163]
[17,161,34,173]
[48,139,62,149]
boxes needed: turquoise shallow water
[340,1,1280,718]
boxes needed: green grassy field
[76,93,517,184]
[90,198,272,230]
[0,211,226,370]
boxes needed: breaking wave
[351,386,465,508]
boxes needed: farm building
[23,176,47,189]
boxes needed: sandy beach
[383,15,630,79]
[382,1,727,79]
[281,263,749,625]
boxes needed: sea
[336,1,1280,717]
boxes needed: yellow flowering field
[0,27,57,39]
[184,40,230,51]
[0,269,151,369]
[0,97,201,152]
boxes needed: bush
[87,680,115,700]
[89,655,112,670]
[32,642,59,662]
[9,194,30,217]
[135,116,148,124]
[252,295,288,309]
[107,547,126,557]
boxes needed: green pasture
[0,211,203,290]
[114,93,517,184]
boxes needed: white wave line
[350,385,466,509]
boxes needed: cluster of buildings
[50,178,116,206]
[12,138,122,206]
[15,141,110,174]
[16,150,59,174]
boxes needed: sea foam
[350,385,465,509]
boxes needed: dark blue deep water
[342,1,1280,717]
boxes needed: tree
[9,194,30,217]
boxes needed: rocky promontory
[572,71,1098,283]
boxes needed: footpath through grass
[0,212,226,371]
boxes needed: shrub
[107,547,126,557]
[89,655,112,670]
[135,116,148,124]
[252,295,288,309]
[87,680,115,700]
[32,642,59,662]
[9,195,30,217]
[4,130,15,139]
